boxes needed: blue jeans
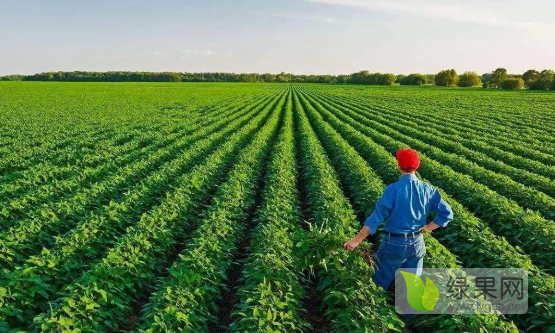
[372,233,426,290]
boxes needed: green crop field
[0,81,554,333]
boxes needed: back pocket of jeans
[377,240,407,260]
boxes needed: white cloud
[268,12,340,23]
[301,0,554,31]
[179,49,233,57]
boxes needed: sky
[1,0,554,75]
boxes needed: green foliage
[0,74,22,81]
[138,93,285,333]
[435,69,459,86]
[500,78,524,90]
[335,74,349,84]
[294,91,405,332]
[491,68,508,86]
[347,71,396,85]
[457,71,481,87]
[299,90,519,333]
[400,73,428,85]
[230,91,310,333]
[522,69,541,87]
[529,70,555,90]
[0,93,279,329]
[302,86,555,331]
[31,90,287,332]
[1,82,555,332]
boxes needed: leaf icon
[421,276,440,311]
[399,271,428,312]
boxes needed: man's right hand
[344,239,360,251]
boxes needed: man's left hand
[344,239,360,251]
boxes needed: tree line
[436,68,555,90]
[1,69,554,90]
[0,71,334,83]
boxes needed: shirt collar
[400,174,418,181]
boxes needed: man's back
[364,174,452,234]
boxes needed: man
[344,148,453,290]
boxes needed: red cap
[396,148,420,172]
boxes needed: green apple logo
[400,271,440,311]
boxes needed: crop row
[30,92,285,332]
[446,104,555,137]
[308,92,555,274]
[0,124,119,175]
[299,90,555,332]
[296,90,518,332]
[0,126,182,228]
[0,91,271,188]
[229,91,310,333]
[0,92,282,328]
[137,90,285,333]
[323,91,555,182]
[314,88,555,160]
[292,91,405,332]
[317,94,555,220]
[0,92,274,226]
[0,92,272,202]
[0,123,149,199]
[0,130,183,265]
[0,93,279,271]
[363,88,555,143]
[316,91,555,179]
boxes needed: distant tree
[522,69,540,87]
[261,73,276,82]
[275,72,291,83]
[335,74,349,84]
[529,70,554,90]
[481,73,493,88]
[458,71,482,87]
[365,73,379,85]
[349,70,370,84]
[435,69,459,86]
[342,71,395,85]
[166,72,181,82]
[500,78,524,90]
[400,73,427,85]
[318,75,335,83]
[0,74,23,81]
[395,74,406,84]
[490,68,508,88]
[377,73,397,85]
[425,74,436,85]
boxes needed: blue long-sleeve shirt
[364,174,453,235]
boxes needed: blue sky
[1,0,554,75]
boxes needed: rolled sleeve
[364,185,395,234]
[430,189,453,227]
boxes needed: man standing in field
[344,148,453,290]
